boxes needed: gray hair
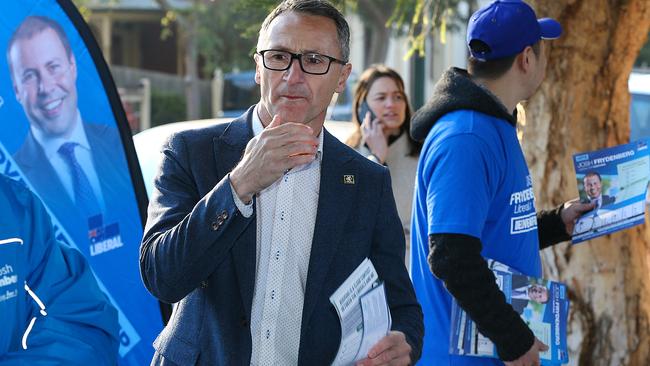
[259,0,350,61]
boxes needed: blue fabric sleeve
[423,134,499,238]
[140,131,254,304]
[0,183,119,365]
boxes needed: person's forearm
[141,175,252,303]
[140,135,254,303]
[537,203,570,249]
[428,233,534,361]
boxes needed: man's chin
[36,120,73,138]
[274,108,310,124]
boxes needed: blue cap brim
[538,18,562,39]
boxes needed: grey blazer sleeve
[139,131,253,304]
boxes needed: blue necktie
[58,142,101,217]
[590,198,600,217]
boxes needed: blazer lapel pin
[343,175,355,185]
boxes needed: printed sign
[0,1,162,364]
[572,140,650,243]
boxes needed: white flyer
[329,258,391,366]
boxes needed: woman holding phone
[346,65,421,257]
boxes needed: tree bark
[364,20,390,67]
[184,7,201,120]
[522,1,650,365]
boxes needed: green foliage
[233,0,470,61]
[71,0,93,19]
[157,0,292,76]
[150,91,186,127]
[389,0,472,58]
[151,0,468,74]
[195,0,271,75]
[234,0,349,42]
[194,0,353,74]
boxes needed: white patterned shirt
[231,107,323,365]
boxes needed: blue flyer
[572,140,650,243]
[449,260,570,365]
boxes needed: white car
[133,118,355,197]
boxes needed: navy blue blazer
[140,107,423,365]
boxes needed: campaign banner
[0,1,162,364]
[572,140,650,243]
[450,260,569,365]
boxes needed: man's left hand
[355,331,411,366]
[561,198,596,235]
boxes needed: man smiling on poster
[7,15,130,254]
[582,172,615,210]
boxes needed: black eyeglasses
[256,49,347,75]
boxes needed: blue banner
[0,1,162,364]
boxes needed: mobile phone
[356,100,377,124]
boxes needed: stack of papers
[449,260,569,365]
[329,258,392,366]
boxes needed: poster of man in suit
[0,1,162,364]
[510,275,550,315]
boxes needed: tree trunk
[155,0,202,121]
[365,21,390,67]
[184,13,201,121]
[358,0,391,67]
[522,1,650,365]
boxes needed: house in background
[84,0,188,74]
[82,0,216,130]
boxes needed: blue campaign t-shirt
[409,110,541,366]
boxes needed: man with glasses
[8,16,127,251]
[140,1,423,365]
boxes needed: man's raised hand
[230,114,319,203]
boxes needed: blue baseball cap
[467,0,562,61]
